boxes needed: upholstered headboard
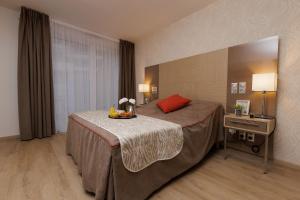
[144,36,279,117]
[145,48,228,107]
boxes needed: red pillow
[157,94,191,113]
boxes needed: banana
[110,112,119,118]
[108,105,119,118]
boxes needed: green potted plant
[233,104,243,116]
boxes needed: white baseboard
[273,159,300,170]
[0,134,19,141]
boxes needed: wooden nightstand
[224,114,276,173]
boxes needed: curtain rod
[51,19,120,43]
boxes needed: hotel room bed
[66,100,223,200]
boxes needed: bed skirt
[66,104,223,200]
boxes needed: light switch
[152,86,158,93]
[231,83,238,94]
[239,82,246,94]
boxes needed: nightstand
[224,114,276,173]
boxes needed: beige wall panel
[159,49,228,107]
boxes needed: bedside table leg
[224,129,228,160]
[264,135,269,174]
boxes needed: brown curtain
[18,7,55,140]
[119,40,136,103]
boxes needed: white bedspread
[75,110,183,172]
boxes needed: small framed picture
[231,83,238,94]
[236,100,250,115]
[239,82,246,94]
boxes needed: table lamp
[138,83,150,104]
[252,73,277,118]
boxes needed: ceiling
[0,0,216,41]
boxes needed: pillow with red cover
[157,94,191,113]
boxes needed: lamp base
[144,97,149,104]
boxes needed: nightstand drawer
[225,117,267,133]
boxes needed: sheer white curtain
[51,22,119,132]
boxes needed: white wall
[0,6,19,137]
[136,0,300,165]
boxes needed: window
[51,22,119,132]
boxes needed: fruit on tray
[119,111,133,117]
[108,105,119,118]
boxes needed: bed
[66,100,223,200]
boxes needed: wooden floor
[0,134,300,200]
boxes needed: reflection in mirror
[227,36,278,117]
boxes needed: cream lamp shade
[252,73,277,92]
[138,84,150,93]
